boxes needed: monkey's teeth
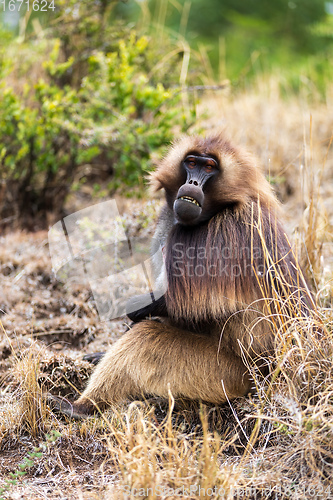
[179,196,201,207]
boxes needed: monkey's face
[151,134,275,226]
[173,154,219,225]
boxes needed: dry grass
[1,81,333,499]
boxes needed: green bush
[0,2,194,228]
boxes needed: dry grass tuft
[14,347,47,437]
[105,400,238,499]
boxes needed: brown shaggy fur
[69,133,310,417]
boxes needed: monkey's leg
[70,320,252,416]
[82,316,165,366]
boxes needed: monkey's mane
[165,202,304,326]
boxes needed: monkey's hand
[126,292,167,322]
[83,352,105,365]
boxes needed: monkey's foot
[47,395,95,419]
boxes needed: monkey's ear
[148,171,164,193]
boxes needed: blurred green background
[115,0,333,87]
[0,0,332,229]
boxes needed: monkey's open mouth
[178,196,201,207]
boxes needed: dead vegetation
[0,82,333,499]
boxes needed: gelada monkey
[53,133,311,418]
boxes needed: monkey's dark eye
[204,159,217,172]
[186,157,196,168]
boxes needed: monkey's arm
[83,206,172,366]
